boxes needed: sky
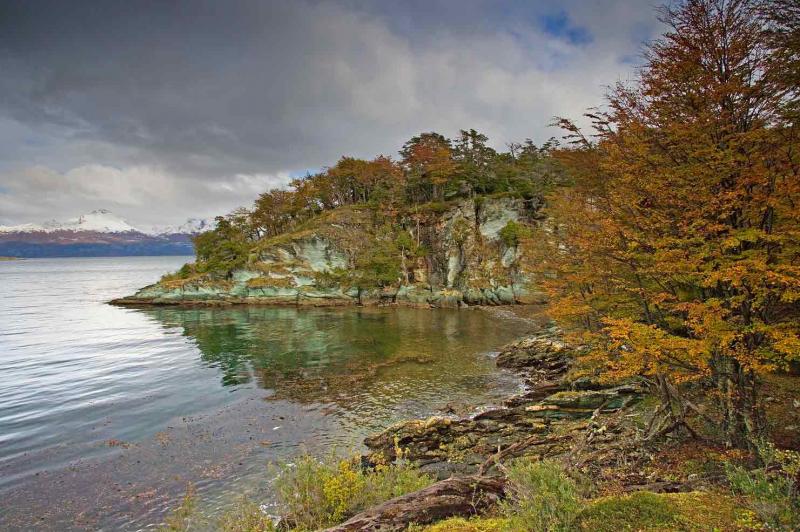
[0,0,662,227]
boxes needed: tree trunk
[711,353,761,449]
[322,476,507,532]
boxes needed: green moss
[573,491,752,531]
[417,517,509,531]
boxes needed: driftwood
[322,475,507,532]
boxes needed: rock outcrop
[113,197,546,307]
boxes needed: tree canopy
[534,0,800,448]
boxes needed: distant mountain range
[0,210,214,258]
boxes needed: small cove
[0,257,534,530]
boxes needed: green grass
[501,459,583,532]
[722,438,800,530]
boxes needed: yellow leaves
[780,290,800,303]
[322,459,366,522]
[768,330,800,364]
[585,318,707,382]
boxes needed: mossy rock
[574,491,755,531]
[540,385,643,412]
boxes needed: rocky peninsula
[112,197,545,308]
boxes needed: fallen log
[322,475,507,532]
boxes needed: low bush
[498,220,532,248]
[722,439,800,530]
[272,453,432,530]
[501,459,582,532]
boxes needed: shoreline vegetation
[0,256,21,261]
[155,0,800,530]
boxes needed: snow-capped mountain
[0,210,215,258]
[149,217,215,236]
[0,210,214,236]
[0,209,140,234]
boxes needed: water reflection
[141,306,530,408]
[0,258,536,531]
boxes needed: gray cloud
[0,0,661,226]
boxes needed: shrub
[726,463,799,529]
[498,220,532,248]
[272,453,432,530]
[501,459,582,532]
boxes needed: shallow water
[0,257,533,530]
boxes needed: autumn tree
[400,132,458,203]
[252,189,298,238]
[539,0,800,448]
[763,0,800,120]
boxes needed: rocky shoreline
[317,329,651,531]
[109,284,536,309]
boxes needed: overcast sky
[0,0,661,227]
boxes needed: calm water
[0,257,533,530]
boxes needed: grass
[725,440,800,530]
[216,498,276,532]
[501,459,583,532]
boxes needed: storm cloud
[0,0,660,226]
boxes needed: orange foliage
[531,0,800,445]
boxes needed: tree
[762,0,800,120]
[540,0,800,448]
[400,132,458,202]
[453,129,497,196]
[194,212,252,278]
[252,189,297,238]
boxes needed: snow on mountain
[148,218,215,235]
[67,209,141,233]
[0,210,213,235]
[0,209,139,234]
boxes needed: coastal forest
[146,1,800,530]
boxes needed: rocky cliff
[114,196,545,307]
